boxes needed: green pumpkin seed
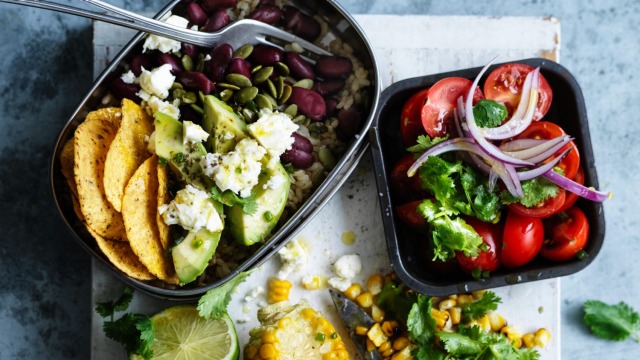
[262,93,278,108]
[318,147,337,169]
[182,92,197,104]
[226,73,252,88]
[292,114,307,124]
[308,122,328,136]
[234,44,253,59]
[198,91,205,104]
[242,108,256,122]
[253,66,274,85]
[190,103,204,115]
[171,82,183,90]
[279,85,292,104]
[265,79,278,99]
[275,76,285,98]
[219,89,234,102]
[293,79,314,89]
[245,100,258,112]
[173,88,186,100]
[284,104,298,117]
[255,94,273,111]
[181,55,194,72]
[195,53,205,73]
[275,62,290,76]
[217,83,241,91]
[251,64,263,74]
[234,86,259,105]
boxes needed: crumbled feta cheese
[244,286,265,303]
[142,93,181,119]
[139,64,175,99]
[301,274,324,290]
[183,121,210,144]
[200,138,267,198]
[143,15,189,53]
[158,184,223,233]
[204,54,212,61]
[247,110,298,159]
[222,131,235,141]
[328,254,362,291]
[327,277,352,292]
[263,172,287,190]
[120,70,137,84]
[277,238,308,279]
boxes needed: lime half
[144,305,239,360]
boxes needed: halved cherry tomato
[508,189,566,218]
[540,206,589,262]
[484,63,553,121]
[501,210,544,268]
[395,200,427,232]
[557,166,584,213]
[400,88,429,146]
[389,154,425,203]
[515,121,580,180]
[421,77,484,138]
[456,217,502,276]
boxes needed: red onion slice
[543,171,613,202]
[500,138,549,152]
[407,138,489,177]
[504,135,572,162]
[516,147,572,181]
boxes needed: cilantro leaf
[439,325,540,360]
[437,331,484,355]
[472,99,508,128]
[95,287,134,319]
[407,135,449,153]
[584,300,640,342]
[500,175,559,207]
[407,295,437,346]
[377,281,418,322]
[198,270,253,319]
[461,291,501,323]
[103,313,154,360]
[210,186,258,215]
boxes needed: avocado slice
[172,228,221,285]
[227,161,291,246]
[201,95,248,154]
[154,112,207,185]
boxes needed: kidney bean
[315,56,353,79]
[281,148,314,169]
[325,97,338,117]
[180,0,194,4]
[283,6,321,41]
[181,43,199,59]
[248,5,282,25]
[157,53,184,74]
[203,9,230,32]
[200,0,237,13]
[291,132,313,153]
[204,43,234,82]
[288,87,326,121]
[109,78,140,101]
[258,0,275,5]
[228,57,252,79]
[312,79,345,96]
[285,52,315,79]
[249,45,283,66]
[186,2,208,26]
[337,107,363,140]
[129,53,155,76]
[178,71,216,94]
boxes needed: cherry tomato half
[395,200,428,232]
[389,154,425,203]
[421,77,484,138]
[501,210,544,268]
[557,166,584,213]
[400,88,429,147]
[508,189,566,218]
[516,121,580,180]
[484,63,553,121]
[456,217,502,276]
[540,206,590,262]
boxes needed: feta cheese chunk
[277,238,308,279]
[183,121,210,144]
[120,70,137,84]
[141,93,181,119]
[139,64,175,99]
[327,276,352,292]
[158,184,223,233]
[328,254,362,291]
[200,138,267,198]
[247,110,299,159]
[143,15,189,53]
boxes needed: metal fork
[1,0,332,57]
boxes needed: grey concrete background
[0,0,637,359]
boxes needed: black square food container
[369,58,606,296]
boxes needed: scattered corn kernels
[367,274,385,295]
[355,292,374,308]
[534,328,551,348]
[267,278,292,304]
[344,283,362,300]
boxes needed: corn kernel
[380,347,395,357]
[344,283,362,300]
[457,294,474,305]
[245,345,258,359]
[371,304,385,323]
[268,278,292,303]
[391,346,413,360]
[501,325,522,347]
[534,328,551,348]
[356,292,374,308]
[302,308,317,319]
[259,343,277,358]
[471,289,487,300]
[430,308,449,329]
[384,273,397,284]
[367,323,388,347]
[488,311,507,332]
[379,340,392,353]
[381,320,400,337]
[278,317,292,329]
[355,326,369,336]
[367,274,385,295]
[261,331,277,344]
[302,275,324,290]
[448,306,462,325]
[438,299,457,311]
[522,333,535,348]
[366,338,376,352]
[392,336,410,351]
[322,352,338,360]
[337,350,349,360]
[476,315,491,332]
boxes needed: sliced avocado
[172,228,221,285]
[154,112,207,184]
[227,161,291,246]
[201,95,247,154]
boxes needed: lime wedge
[143,305,239,360]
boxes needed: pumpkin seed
[226,73,252,88]
[195,53,205,73]
[181,55,194,72]
[275,76,285,98]
[234,86,259,104]
[198,91,205,104]
[255,94,273,111]
[262,93,278,108]
[265,79,277,99]
[173,88,186,100]
[241,108,256,122]
[279,85,292,104]
[251,64,263,74]
[284,104,298,117]
[318,147,336,169]
[245,100,258,112]
[234,44,253,59]
[293,79,314,89]
[182,92,197,104]
[292,114,306,124]
[308,122,328,136]
[190,103,204,115]
[275,61,290,76]
[253,66,274,85]
[171,82,183,90]
[219,89,234,102]
[217,83,241,91]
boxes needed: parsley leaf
[210,186,258,215]
[198,270,253,319]
[407,295,437,345]
[500,173,560,208]
[95,287,134,320]
[472,99,508,128]
[584,300,640,342]
[460,291,501,323]
[407,135,449,153]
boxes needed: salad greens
[584,300,640,342]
